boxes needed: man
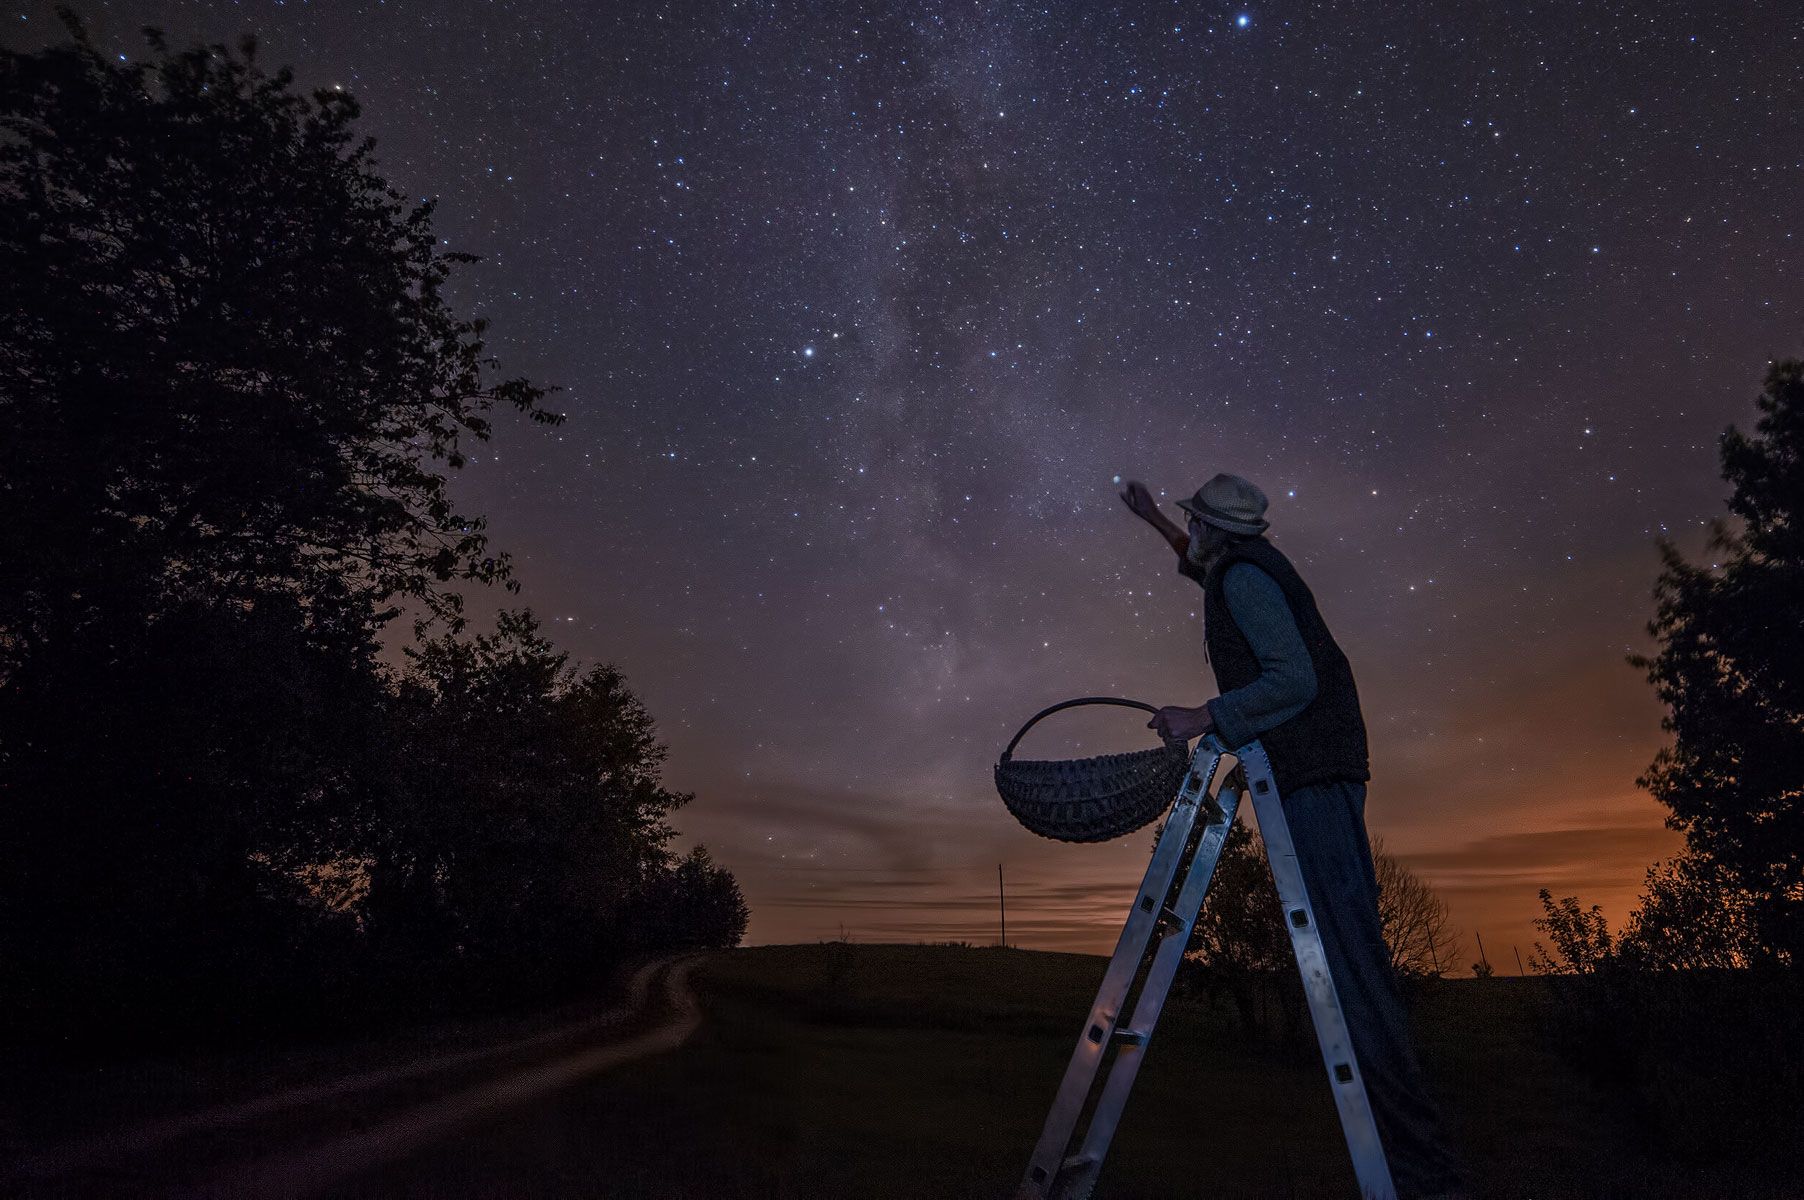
[1119,472,1467,1200]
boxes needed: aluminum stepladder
[1014,735,1397,1200]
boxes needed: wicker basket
[993,697,1191,843]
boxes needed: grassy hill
[372,942,1789,1200]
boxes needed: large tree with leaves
[0,10,561,670]
[372,611,746,994]
[1630,356,1804,967]
[0,13,567,1032]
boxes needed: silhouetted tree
[0,13,558,1033]
[626,846,752,952]
[1528,889,1614,974]
[1524,356,1804,1166]
[1629,356,1804,965]
[0,13,561,665]
[1182,823,1298,1039]
[371,612,711,995]
[0,589,391,1030]
[1615,852,1757,971]
[1178,821,1459,1035]
[0,17,740,1039]
[1372,835,1461,979]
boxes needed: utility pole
[998,863,1007,949]
[1513,944,1525,976]
[1476,931,1492,975]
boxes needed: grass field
[11,943,1796,1198]
[346,942,1793,1199]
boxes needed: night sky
[15,2,1802,965]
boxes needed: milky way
[17,2,1802,961]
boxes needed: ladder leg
[1237,740,1398,1200]
[1015,744,1225,1200]
[1052,771,1245,1200]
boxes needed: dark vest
[1186,537,1370,794]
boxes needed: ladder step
[1110,1027,1148,1046]
[1060,1152,1097,1173]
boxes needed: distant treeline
[0,13,745,1044]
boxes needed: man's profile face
[1185,514,1229,569]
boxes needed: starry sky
[15,2,1803,968]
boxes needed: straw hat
[1176,473,1270,535]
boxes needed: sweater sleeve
[1205,563,1318,748]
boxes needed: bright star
[1236,14,1250,27]
[802,346,815,358]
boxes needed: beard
[1186,525,1225,571]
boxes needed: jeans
[1282,779,1466,1199]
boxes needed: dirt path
[11,953,705,1197]
[210,953,704,1198]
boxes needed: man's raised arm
[1118,479,1188,558]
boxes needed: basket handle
[999,696,1172,763]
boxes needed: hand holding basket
[992,697,1193,843]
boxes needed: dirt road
[10,953,705,1198]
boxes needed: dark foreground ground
[3,943,1794,1198]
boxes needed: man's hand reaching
[1119,478,1163,523]
[1119,478,1189,557]
[1149,704,1215,743]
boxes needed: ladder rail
[1052,771,1244,1200]
[1015,743,1226,1199]
[1235,739,1398,1200]
[1012,736,1402,1200]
